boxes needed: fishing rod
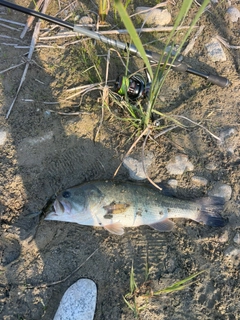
[0,0,229,94]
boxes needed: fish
[45,180,226,235]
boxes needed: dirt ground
[0,0,239,319]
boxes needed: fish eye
[62,191,71,198]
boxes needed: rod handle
[206,74,229,88]
[149,51,229,88]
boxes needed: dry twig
[6,0,52,119]
[5,21,41,119]
[173,115,221,141]
[39,25,195,41]
[113,127,150,178]
[0,62,25,74]
[20,0,45,39]
[182,25,205,56]
[46,110,91,116]
[215,35,240,49]
[0,18,25,26]
[142,129,162,191]
[94,49,111,141]
[24,248,99,289]
[0,23,20,31]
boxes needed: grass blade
[130,262,137,294]
[153,270,206,296]
[114,0,153,79]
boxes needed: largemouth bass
[45,180,226,235]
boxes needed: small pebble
[79,16,94,25]
[205,162,217,170]
[233,233,240,245]
[74,15,80,21]
[226,6,240,22]
[166,154,194,175]
[44,110,52,118]
[0,130,7,146]
[218,230,229,243]
[208,182,232,201]
[167,179,178,188]
[136,7,171,26]
[205,38,226,62]
[123,153,154,180]
[191,176,208,187]
[219,127,237,155]
[224,246,240,266]
[219,127,235,143]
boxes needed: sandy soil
[0,1,239,319]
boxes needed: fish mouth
[53,199,72,215]
[45,199,72,221]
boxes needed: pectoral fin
[104,222,125,235]
[149,219,175,232]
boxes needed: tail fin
[195,197,227,227]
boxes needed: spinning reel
[114,63,153,101]
[114,73,151,100]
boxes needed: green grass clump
[114,0,211,129]
[123,262,206,318]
